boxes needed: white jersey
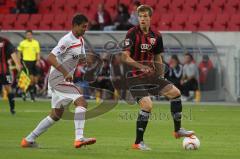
[48,31,86,88]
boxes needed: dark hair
[133,1,141,7]
[171,55,180,64]
[137,5,153,17]
[72,14,88,26]
[25,30,33,34]
[184,53,194,61]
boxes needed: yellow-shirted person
[18,30,40,101]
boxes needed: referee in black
[0,36,22,114]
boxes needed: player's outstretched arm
[11,52,22,72]
[47,53,73,82]
[121,51,152,73]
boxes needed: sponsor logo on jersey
[150,38,156,45]
[141,44,152,51]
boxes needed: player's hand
[16,64,23,72]
[140,65,153,74]
[63,72,73,83]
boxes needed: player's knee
[166,86,181,99]
[139,97,153,112]
[74,96,88,108]
[172,87,181,98]
[50,108,64,121]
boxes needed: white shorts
[51,83,83,109]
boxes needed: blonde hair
[137,5,153,17]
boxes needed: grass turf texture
[0,100,240,159]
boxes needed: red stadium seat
[225,0,240,14]
[156,0,171,13]
[151,13,161,29]
[145,0,158,9]
[77,0,92,15]
[184,0,198,14]
[185,14,202,31]
[15,14,30,30]
[228,14,240,31]
[52,0,66,14]
[213,13,230,31]
[52,14,68,30]
[199,13,216,31]
[38,0,54,14]
[105,0,117,16]
[27,14,42,30]
[159,13,173,30]
[65,0,79,14]
[170,0,185,14]
[1,14,17,30]
[211,0,226,13]
[197,0,213,14]
[119,0,131,6]
[172,14,188,30]
[39,14,54,30]
[0,14,4,29]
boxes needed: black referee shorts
[0,73,12,85]
[127,73,172,103]
[23,61,38,76]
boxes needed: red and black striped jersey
[0,37,16,74]
[123,26,164,65]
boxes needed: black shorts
[127,73,172,103]
[24,61,38,76]
[0,73,12,85]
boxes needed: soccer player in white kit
[21,14,96,148]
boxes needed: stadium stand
[0,0,239,31]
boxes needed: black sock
[170,96,182,132]
[135,110,150,144]
[29,85,35,100]
[8,93,15,111]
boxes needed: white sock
[26,116,55,142]
[74,106,86,140]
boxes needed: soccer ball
[182,135,200,150]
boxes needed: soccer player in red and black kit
[0,36,22,114]
[121,5,195,150]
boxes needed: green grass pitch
[0,100,240,159]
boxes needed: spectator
[95,57,114,99]
[74,63,91,99]
[17,30,41,101]
[181,53,199,100]
[128,1,141,26]
[198,55,214,90]
[104,3,131,31]
[90,3,112,30]
[11,0,37,14]
[168,55,183,90]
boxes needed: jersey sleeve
[154,34,164,55]
[123,28,135,53]
[51,38,69,56]
[5,39,16,57]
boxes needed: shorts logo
[72,54,83,59]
